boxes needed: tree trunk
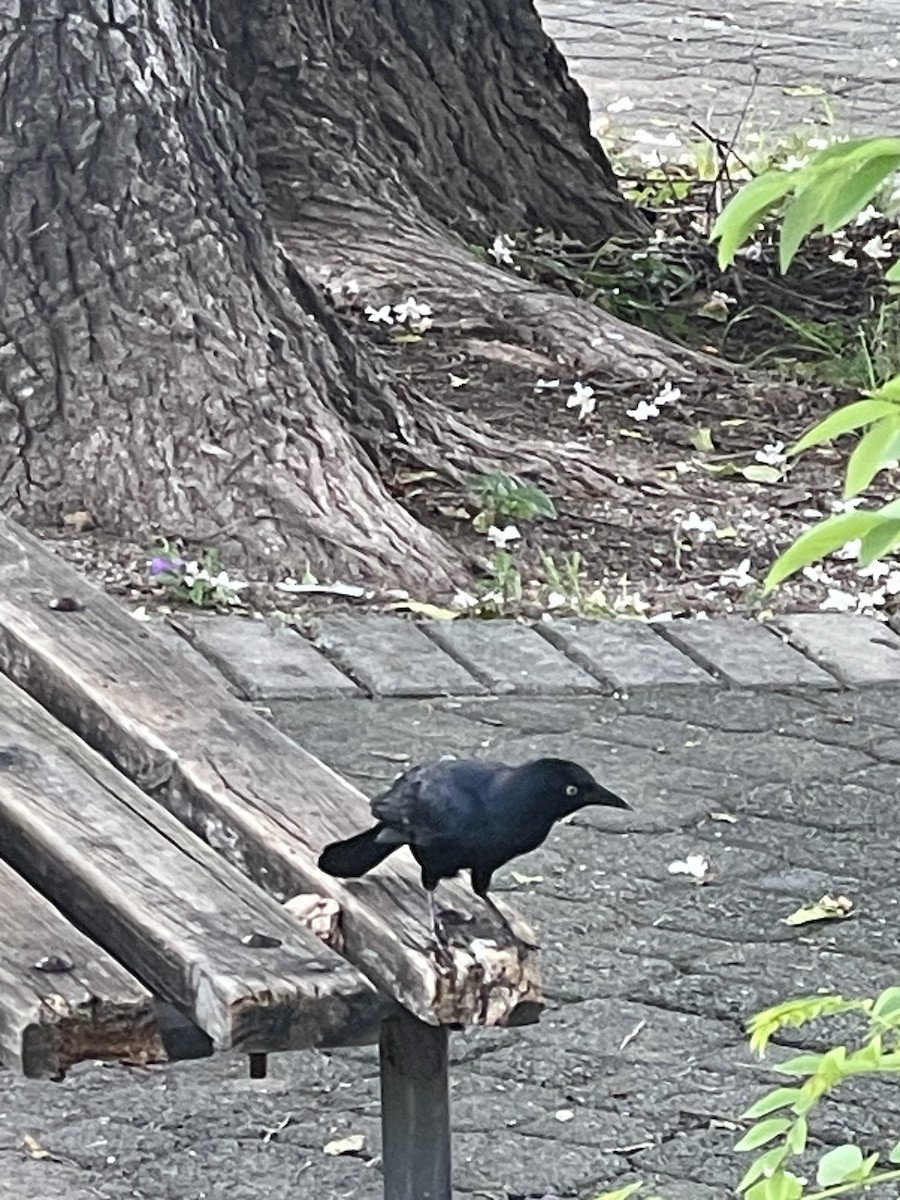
[0,0,699,588]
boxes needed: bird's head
[520,757,631,815]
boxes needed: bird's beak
[589,786,631,810]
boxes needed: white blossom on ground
[607,96,635,113]
[486,524,521,549]
[802,564,829,583]
[626,399,660,422]
[828,246,858,268]
[680,512,717,538]
[830,497,863,514]
[754,441,787,466]
[820,588,861,612]
[858,562,900,594]
[855,204,883,226]
[737,242,763,262]
[488,234,516,266]
[668,854,711,882]
[566,381,596,419]
[862,235,893,260]
[365,304,394,324]
[654,382,683,406]
[832,539,862,561]
[450,591,480,610]
[718,558,754,588]
[535,378,561,391]
[392,296,433,332]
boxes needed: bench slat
[0,673,384,1053]
[0,517,541,1028]
[0,855,164,1078]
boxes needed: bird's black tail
[318,824,399,878]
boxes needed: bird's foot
[428,892,455,968]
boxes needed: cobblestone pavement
[538,0,900,144]
[3,614,900,1199]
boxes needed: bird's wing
[371,759,508,844]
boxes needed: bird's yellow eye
[565,784,578,796]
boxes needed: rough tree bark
[0,0,699,587]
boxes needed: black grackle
[318,757,629,946]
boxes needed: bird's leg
[427,889,454,966]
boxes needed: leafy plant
[148,539,247,608]
[712,134,900,589]
[593,1184,661,1200]
[476,549,523,611]
[733,986,900,1199]
[467,471,557,532]
[712,136,900,279]
[591,987,900,1200]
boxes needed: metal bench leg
[379,1010,451,1200]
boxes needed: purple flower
[149,555,185,577]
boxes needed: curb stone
[157,613,898,701]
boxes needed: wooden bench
[0,516,542,1199]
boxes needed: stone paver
[182,615,361,700]
[539,617,718,689]
[169,614,900,697]
[147,619,238,692]
[775,612,900,685]
[309,614,487,697]
[660,615,838,688]
[423,618,603,694]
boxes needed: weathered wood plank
[0,673,385,1054]
[380,1011,452,1200]
[0,856,164,1079]
[0,518,541,1028]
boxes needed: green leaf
[873,987,900,1021]
[792,398,900,454]
[816,1143,864,1187]
[741,464,783,484]
[785,1117,808,1155]
[845,414,900,496]
[889,1140,900,1164]
[742,1088,804,1119]
[734,1118,793,1152]
[812,1045,851,1092]
[873,375,900,402]
[822,152,900,232]
[746,1172,804,1200]
[591,1184,644,1200]
[748,1171,801,1200]
[712,170,798,267]
[764,511,874,589]
[886,260,900,284]
[738,1145,790,1191]
[860,520,900,564]
[779,183,830,272]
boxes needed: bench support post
[379,1010,451,1200]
